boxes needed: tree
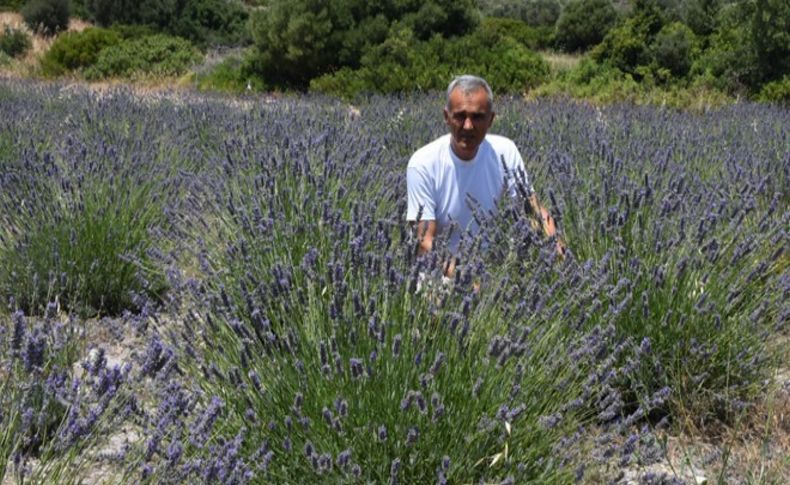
[554,0,618,52]
[249,0,479,88]
[478,0,561,27]
[751,0,790,84]
[651,22,698,77]
[21,0,70,35]
[680,0,721,37]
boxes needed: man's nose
[462,116,474,130]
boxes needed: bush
[591,3,668,79]
[108,23,156,39]
[476,17,553,50]
[478,0,561,27]
[311,27,549,99]
[650,22,698,78]
[0,25,32,58]
[87,0,167,27]
[0,150,169,317]
[194,52,265,93]
[691,24,758,95]
[554,0,618,52]
[0,0,25,11]
[250,0,480,88]
[40,27,121,76]
[170,0,249,47]
[757,76,790,105]
[21,0,69,35]
[85,34,202,79]
[85,0,249,47]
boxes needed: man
[406,75,563,278]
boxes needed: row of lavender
[0,80,787,483]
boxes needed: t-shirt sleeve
[506,143,534,198]
[406,165,436,221]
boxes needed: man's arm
[526,193,566,256]
[412,220,458,277]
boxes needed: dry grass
[663,336,790,484]
[0,13,92,75]
[540,50,581,75]
[664,382,790,484]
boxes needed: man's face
[444,87,495,160]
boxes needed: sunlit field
[0,79,787,483]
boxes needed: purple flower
[337,449,352,469]
[429,352,445,375]
[406,426,419,445]
[389,458,401,484]
[349,358,364,379]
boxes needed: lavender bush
[0,307,135,482]
[0,79,786,482]
[0,84,199,316]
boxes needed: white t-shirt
[406,133,533,253]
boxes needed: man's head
[444,75,495,161]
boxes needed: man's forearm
[526,194,565,255]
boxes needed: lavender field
[0,80,787,484]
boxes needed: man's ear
[443,107,450,125]
[488,111,496,127]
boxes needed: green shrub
[757,76,790,105]
[108,23,157,40]
[0,0,25,11]
[40,27,121,76]
[478,0,561,27]
[250,0,480,88]
[69,0,90,19]
[171,0,250,47]
[592,14,654,77]
[691,24,757,95]
[194,53,265,93]
[554,0,618,52]
[311,26,550,99]
[0,25,32,58]
[476,17,553,50]
[650,22,698,78]
[85,34,202,79]
[21,0,69,35]
[85,0,249,46]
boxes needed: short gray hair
[446,75,493,110]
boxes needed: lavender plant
[493,100,788,420]
[0,308,136,483]
[0,83,198,316]
[0,80,786,482]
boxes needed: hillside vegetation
[1,0,787,105]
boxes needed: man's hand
[413,220,460,277]
[526,193,566,258]
[413,220,437,257]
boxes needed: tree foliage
[40,27,121,75]
[310,24,549,98]
[478,0,562,27]
[21,0,69,35]
[249,0,480,88]
[0,25,31,58]
[554,0,618,52]
[85,0,248,46]
[651,22,698,77]
[85,34,202,79]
